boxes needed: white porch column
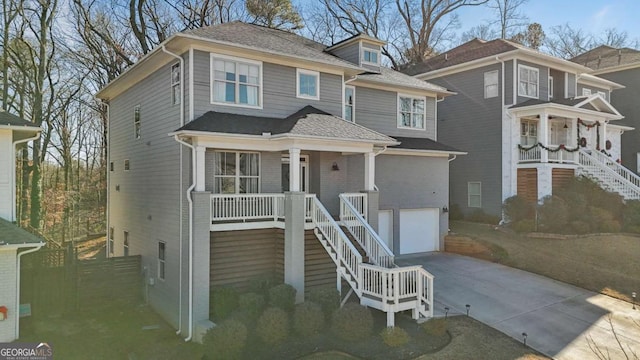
[600,121,607,150]
[289,148,301,192]
[284,191,305,303]
[195,145,206,192]
[364,152,375,191]
[571,118,578,147]
[539,111,549,163]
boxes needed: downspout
[16,244,44,338]
[372,146,387,191]
[12,132,41,222]
[161,46,186,336]
[448,155,457,163]
[496,56,508,226]
[103,101,110,257]
[175,134,195,342]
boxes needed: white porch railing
[518,145,578,163]
[578,150,640,200]
[518,146,541,162]
[339,194,395,268]
[340,193,367,219]
[548,148,577,163]
[211,193,285,222]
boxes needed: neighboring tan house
[97,22,463,340]
[0,111,44,342]
[403,38,638,218]
[571,45,640,175]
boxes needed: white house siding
[0,130,12,221]
[108,57,184,329]
[606,127,623,162]
[0,248,17,342]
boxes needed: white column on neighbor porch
[539,111,549,163]
[600,121,607,150]
[195,145,206,192]
[289,147,301,192]
[364,152,375,191]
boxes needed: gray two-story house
[404,38,638,218]
[97,22,463,340]
[571,45,640,175]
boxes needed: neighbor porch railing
[339,193,367,219]
[339,194,394,268]
[211,193,316,222]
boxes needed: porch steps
[578,149,640,200]
[339,225,371,264]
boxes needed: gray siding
[192,50,342,120]
[549,69,565,100]
[505,60,514,105]
[354,87,437,140]
[375,155,449,252]
[577,84,609,100]
[567,73,577,97]
[330,43,360,65]
[599,68,640,173]
[109,60,184,328]
[429,65,504,216]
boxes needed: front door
[281,155,309,192]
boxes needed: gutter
[174,135,195,342]
[161,46,186,337]
[12,132,41,222]
[103,101,110,257]
[16,243,45,338]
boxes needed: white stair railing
[339,194,395,268]
[340,193,367,219]
[587,150,640,190]
[578,150,640,200]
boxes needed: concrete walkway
[398,253,640,360]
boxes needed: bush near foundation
[210,287,239,321]
[331,303,373,342]
[203,319,247,360]
[293,301,324,336]
[380,327,410,347]
[268,284,297,312]
[256,307,289,345]
[308,286,340,320]
[237,292,265,321]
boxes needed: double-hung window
[214,151,260,194]
[123,231,129,256]
[212,55,261,107]
[582,88,592,96]
[518,65,539,98]
[521,120,538,146]
[297,69,319,100]
[398,95,426,130]
[484,70,498,98]
[171,63,181,105]
[158,242,166,281]
[362,48,380,65]
[108,227,114,255]
[468,182,482,208]
[548,76,554,99]
[344,86,355,122]
[134,105,141,139]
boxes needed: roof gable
[571,45,640,71]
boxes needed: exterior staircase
[577,149,640,200]
[308,194,434,327]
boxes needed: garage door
[399,208,439,254]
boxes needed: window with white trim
[521,120,538,146]
[344,86,355,122]
[518,65,539,98]
[171,63,181,105]
[134,105,141,139]
[212,55,261,107]
[468,182,482,208]
[597,91,606,99]
[361,48,380,65]
[397,95,426,130]
[582,88,592,96]
[548,76,554,98]
[484,70,498,98]
[110,162,114,172]
[296,69,319,100]
[124,159,130,171]
[214,151,260,194]
[108,227,114,255]
[158,241,166,281]
[123,231,129,256]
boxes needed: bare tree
[459,23,497,42]
[543,23,594,59]
[165,0,245,29]
[487,0,528,39]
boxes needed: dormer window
[362,48,381,65]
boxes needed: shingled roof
[354,67,451,93]
[177,106,397,144]
[0,111,38,128]
[0,218,43,246]
[571,45,640,71]
[391,136,464,153]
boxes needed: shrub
[623,200,640,233]
[537,196,568,233]
[570,221,591,235]
[203,319,247,360]
[466,209,501,225]
[599,219,622,233]
[511,219,535,233]
[210,287,239,321]
[248,273,280,296]
[380,327,410,347]
[422,318,447,336]
[256,307,289,345]
[503,195,534,222]
[293,301,324,336]
[308,286,340,320]
[238,292,265,321]
[331,303,373,342]
[268,284,297,312]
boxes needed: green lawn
[449,221,640,302]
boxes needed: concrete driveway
[398,253,640,360]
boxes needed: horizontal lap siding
[192,50,342,120]
[304,230,335,293]
[552,168,574,192]
[517,168,538,202]
[330,44,360,66]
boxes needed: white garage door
[399,208,439,254]
[378,210,393,251]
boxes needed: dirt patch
[450,221,640,304]
[76,235,106,260]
